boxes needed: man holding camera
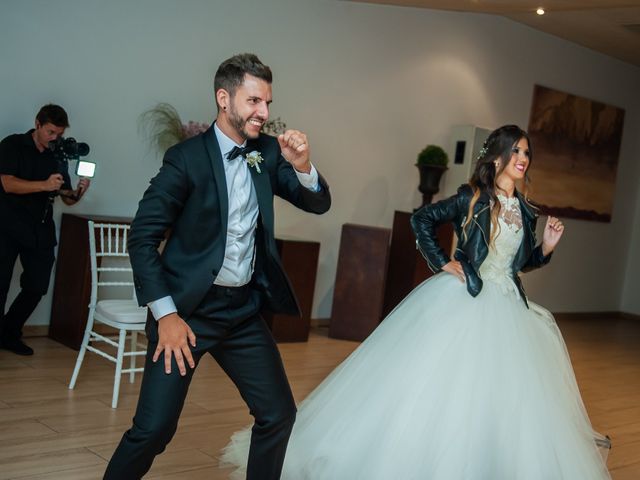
[0,104,90,355]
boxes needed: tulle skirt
[221,273,611,479]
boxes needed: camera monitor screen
[76,160,96,178]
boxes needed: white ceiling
[349,1,640,67]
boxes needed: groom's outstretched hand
[278,129,311,174]
[154,313,197,376]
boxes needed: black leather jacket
[410,184,552,307]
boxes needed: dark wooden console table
[49,214,321,349]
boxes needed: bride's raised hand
[542,216,564,256]
[442,260,465,283]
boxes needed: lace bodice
[478,194,523,296]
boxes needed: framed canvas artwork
[527,85,625,222]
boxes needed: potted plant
[416,144,448,206]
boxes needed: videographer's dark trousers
[0,232,54,342]
[104,284,297,480]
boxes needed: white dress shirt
[215,123,260,287]
[149,124,320,320]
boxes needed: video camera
[48,137,96,178]
[48,137,90,159]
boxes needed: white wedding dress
[221,195,611,479]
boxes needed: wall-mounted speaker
[438,125,492,199]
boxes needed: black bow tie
[226,145,250,161]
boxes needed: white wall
[622,151,640,315]
[2,0,639,326]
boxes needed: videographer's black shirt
[0,130,71,248]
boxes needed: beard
[228,104,260,140]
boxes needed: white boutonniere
[246,151,264,173]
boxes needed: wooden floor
[0,315,638,479]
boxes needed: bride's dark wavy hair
[462,125,533,244]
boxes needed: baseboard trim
[310,317,330,328]
[23,324,117,339]
[553,311,639,321]
[22,311,639,339]
[554,311,620,318]
[22,325,50,338]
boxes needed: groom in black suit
[104,53,331,480]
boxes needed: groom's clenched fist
[278,129,311,174]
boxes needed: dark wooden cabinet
[262,238,320,342]
[329,224,391,342]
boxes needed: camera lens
[76,142,90,156]
[47,136,90,158]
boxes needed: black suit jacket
[128,126,331,319]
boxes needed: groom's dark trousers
[103,283,296,480]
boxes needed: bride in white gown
[221,125,611,479]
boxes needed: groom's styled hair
[214,53,272,108]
